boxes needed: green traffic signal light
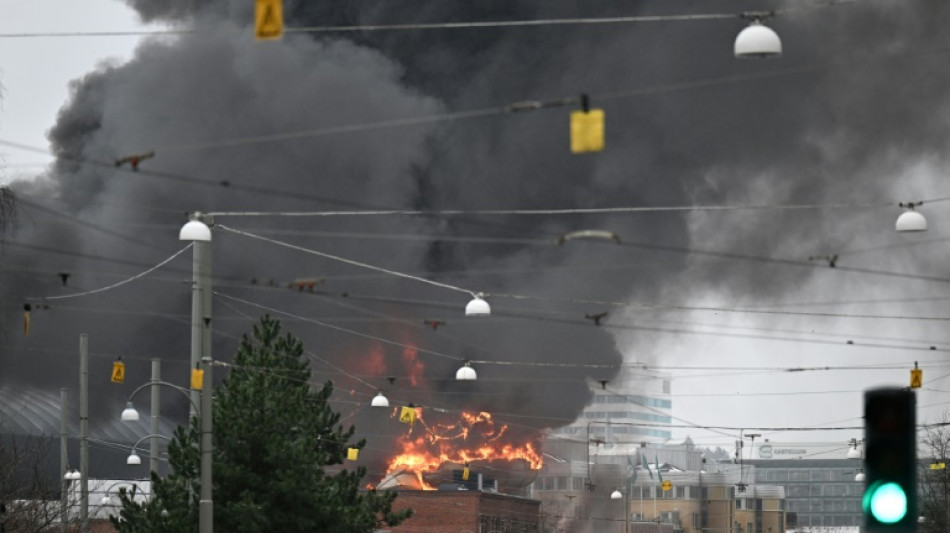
[863,481,908,524]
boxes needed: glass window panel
[788,469,809,482]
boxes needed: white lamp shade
[456,363,477,380]
[371,392,390,407]
[734,21,782,58]
[101,495,112,505]
[465,296,491,317]
[895,210,927,232]
[179,219,212,242]
[64,469,81,481]
[127,452,142,465]
[611,490,623,500]
[121,402,140,422]
[846,446,862,459]
[855,472,866,482]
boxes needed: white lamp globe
[855,472,866,482]
[895,210,927,232]
[179,219,212,242]
[846,446,862,460]
[121,402,140,422]
[734,20,782,58]
[611,489,623,500]
[371,392,390,407]
[465,296,491,317]
[456,362,477,381]
[127,452,142,465]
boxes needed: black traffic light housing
[863,387,917,533]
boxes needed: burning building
[376,409,542,494]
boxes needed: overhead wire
[0,2,858,40]
[0,63,845,159]
[216,224,480,297]
[207,201,891,218]
[24,243,192,302]
[213,283,950,376]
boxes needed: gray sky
[1,0,949,472]
[0,0,146,179]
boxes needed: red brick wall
[385,491,540,533]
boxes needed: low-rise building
[385,490,541,533]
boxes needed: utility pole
[150,358,161,477]
[183,214,213,533]
[59,388,67,533]
[624,476,630,533]
[745,434,761,462]
[79,334,89,533]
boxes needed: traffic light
[863,387,916,533]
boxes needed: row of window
[756,468,863,483]
[552,426,672,439]
[533,478,710,501]
[794,514,862,527]
[581,411,673,423]
[787,499,861,513]
[785,484,862,498]
[592,394,672,409]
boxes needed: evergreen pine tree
[111,315,412,533]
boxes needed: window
[747,522,753,533]
[788,469,809,482]
[787,485,808,498]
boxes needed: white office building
[547,365,673,454]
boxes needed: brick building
[385,490,541,533]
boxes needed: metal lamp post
[611,485,630,533]
[180,214,213,533]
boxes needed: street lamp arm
[131,433,172,452]
[128,380,197,411]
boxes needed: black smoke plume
[3,0,950,486]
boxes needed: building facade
[746,459,863,528]
[529,451,786,533]
[385,491,541,533]
[548,367,673,450]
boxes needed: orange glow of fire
[383,410,543,490]
[400,343,425,387]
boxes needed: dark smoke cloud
[3,0,950,480]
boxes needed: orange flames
[382,410,543,490]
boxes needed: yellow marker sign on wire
[347,448,360,461]
[462,467,470,481]
[911,368,923,389]
[570,109,605,153]
[255,0,284,40]
[662,480,672,491]
[399,405,417,424]
[111,359,126,383]
[930,462,946,470]
[191,367,205,390]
